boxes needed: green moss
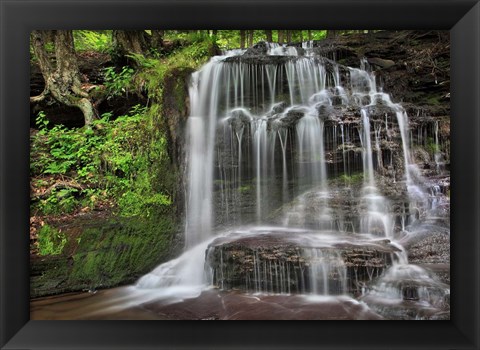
[426,96,440,105]
[30,256,71,297]
[337,172,364,185]
[37,224,67,256]
[174,70,189,107]
[425,137,440,154]
[138,37,216,100]
[68,214,177,290]
[238,185,252,193]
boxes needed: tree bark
[286,30,292,43]
[327,30,338,39]
[151,30,164,52]
[112,30,156,67]
[30,30,96,126]
[265,30,273,42]
[240,30,246,48]
[112,30,152,66]
[248,30,254,47]
[113,30,150,56]
[278,30,284,44]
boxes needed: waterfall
[134,41,449,319]
[185,62,225,248]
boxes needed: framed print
[1,0,479,349]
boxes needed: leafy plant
[35,111,49,130]
[31,103,175,218]
[126,53,157,69]
[37,224,67,255]
[73,30,112,52]
[37,187,79,215]
[103,66,135,98]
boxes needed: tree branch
[31,181,85,202]
[71,85,89,98]
[30,88,50,103]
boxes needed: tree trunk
[286,30,292,43]
[265,30,273,42]
[113,30,150,56]
[240,30,246,48]
[151,30,164,52]
[30,30,96,126]
[278,30,284,44]
[248,30,254,47]
[327,30,338,39]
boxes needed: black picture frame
[1,0,479,349]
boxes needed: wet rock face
[225,54,292,66]
[205,232,399,295]
[243,41,269,56]
[405,233,450,264]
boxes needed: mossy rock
[30,212,180,298]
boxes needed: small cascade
[358,109,392,238]
[296,113,327,187]
[135,239,214,302]
[252,118,268,221]
[304,248,347,295]
[361,264,450,319]
[433,120,446,174]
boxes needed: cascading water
[135,41,450,319]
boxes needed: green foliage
[38,224,67,255]
[31,105,173,218]
[118,189,172,218]
[103,65,135,98]
[139,37,215,101]
[79,188,103,210]
[31,33,220,219]
[38,187,79,215]
[178,36,216,64]
[35,111,49,130]
[73,30,112,52]
[163,30,209,43]
[126,53,158,68]
[31,117,103,180]
[338,173,364,185]
[190,30,329,50]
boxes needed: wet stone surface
[206,231,400,295]
[31,287,384,320]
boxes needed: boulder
[367,57,396,69]
[243,41,269,56]
[205,230,400,295]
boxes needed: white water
[132,42,449,318]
